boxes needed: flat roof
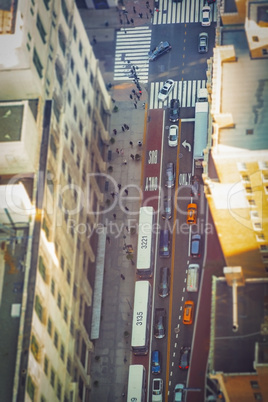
[210,277,268,374]
[220,30,268,151]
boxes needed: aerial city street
[0,0,267,402]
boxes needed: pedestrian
[130,154,135,160]
[106,236,110,244]
[146,1,149,8]
[129,94,133,100]
[113,213,116,219]
[122,159,127,165]
[138,141,142,147]
[133,6,136,13]
[125,206,129,211]
[122,126,125,132]
[139,12,143,18]
[120,274,125,280]
[129,141,133,147]
[132,89,136,95]
[125,189,129,195]
[126,226,129,232]
[110,192,115,198]
[112,98,116,103]
[120,149,124,155]
[113,129,117,135]
[124,124,129,130]
[93,35,97,44]
[118,183,122,190]
[142,102,145,109]
[105,21,109,27]
[137,94,140,101]
[120,18,123,24]
[134,103,137,109]
[130,18,134,23]
[147,13,149,19]
[116,148,119,154]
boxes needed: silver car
[198,32,208,53]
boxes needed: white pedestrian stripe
[114,26,152,83]
[149,80,207,109]
[152,0,217,25]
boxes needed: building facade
[0,0,111,401]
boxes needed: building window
[87,103,91,117]
[58,26,66,55]
[61,0,69,24]
[252,36,259,42]
[50,368,55,388]
[62,159,66,173]
[253,222,262,231]
[31,334,40,361]
[84,57,88,71]
[82,88,86,103]
[33,48,43,78]
[35,295,44,322]
[57,292,62,309]
[260,245,268,253]
[73,25,77,41]
[70,318,74,336]
[76,154,80,169]
[44,356,49,375]
[73,105,77,121]
[70,139,75,154]
[70,57,74,73]
[82,169,86,182]
[262,48,268,56]
[67,90,71,106]
[250,211,259,219]
[246,129,254,135]
[57,380,62,400]
[67,269,71,285]
[27,375,36,401]
[237,162,247,171]
[39,256,46,282]
[60,256,65,271]
[258,161,268,170]
[67,356,72,374]
[79,41,83,56]
[60,344,65,361]
[76,73,80,88]
[256,233,265,242]
[79,121,83,136]
[254,393,263,401]
[64,305,68,322]
[50,134,57,158]
[41,396,47,402]
[51,278,55,295]
[54,331,59,349]
[248,199,256,206]
[90,72,94,85]
[36,14,47,44]
[43,0,50,10]
[47,317,52,336]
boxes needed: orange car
[186,203,197,225]
[182,300,194,325]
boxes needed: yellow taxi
[186,203,197,225]
[182,300,194,325]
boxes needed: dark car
[162,196,172,220]
[191,176,200,197]
[158,267,170,298]
[190,234,201,258]
[154,308,166,339]
[151,350,161,374]
[198,32,208,53]
[179,347,190,370]
[169,99,180,122]
[148,41,172,61]
[165,162,175,188]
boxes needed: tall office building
[0,0,111,401]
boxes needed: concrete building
[0,0,111,401]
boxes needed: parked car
[162,196,172,220]
[169,99,180,122]
[183,301,194,325]
[148,41,172,61]
[186,203,197,225]
[191,176,200,197]
[158,79,175,101]
[201,6,211,26]
[151,350,161,374]
[173,383,185,402]
[152,378,163,402]
[165,162,175,188]
[154,308,166,339]
[158,267,170,298]
[191,234,201,258]
[198,32,208,53]
[168,125,178,147]
[179,347,191,370]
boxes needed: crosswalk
[152,0,217,25]
[149,80,207,109]
[113,26,152,83]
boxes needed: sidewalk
[85,3,153,400]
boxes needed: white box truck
[187,264,199,292]
[193,88,208,168]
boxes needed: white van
[187,264,199,292]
